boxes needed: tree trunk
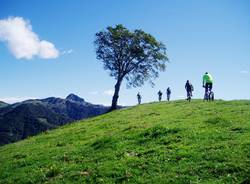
[110,79,122,111]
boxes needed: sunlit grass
[0,100,249,183]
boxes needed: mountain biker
[185,80,193,100]
[158,90,163,102]
[166,87,171,101]
[203,72,213,94]
[137,92,142,105]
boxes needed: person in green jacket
[203,72,213,93]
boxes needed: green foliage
[0,100,250,183]
[95,24,168,87]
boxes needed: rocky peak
[66,94,85,103]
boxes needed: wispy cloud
[240,70,249,74]
[0,16,59,59]
[102,102,111,106]
[0,96,37,104]
[103,89,114,96]
[61,49,74,55]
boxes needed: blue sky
[0,0,249,105]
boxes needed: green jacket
[203,73,213,84]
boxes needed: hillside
[0,94,109,146]
[0,101,8,108]
[0,100,249,183]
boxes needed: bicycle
[187,91,192,102]
[167,94,170,101]
[204,87,214,101]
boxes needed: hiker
[185,80,194,100]
[202,72,213,94]
[158,90,163,102]
[166,87,171,101]
[137,92,142,105]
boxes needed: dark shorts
[205,83,213,92]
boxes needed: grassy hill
[0,100,250,184]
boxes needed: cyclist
[166,87,171,101]
[137,92,142,104]
[185,80,193,100]
[202,72,213,94]
[158,90,163,102]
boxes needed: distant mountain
[66,93,85,103]
[0,94,109,146]
[0,101,8,108]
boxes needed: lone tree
[94,24,168,111]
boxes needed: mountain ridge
[0,94,109,146]
[0,101,8,108]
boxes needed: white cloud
[240,70,249,74]
[39,40,59,59]
[0,96,37,104]
[103,89,114,96]
[102,102,111,106]
[61,49,74,55]
[0,16,59,59]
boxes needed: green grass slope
[0,100,250,184]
